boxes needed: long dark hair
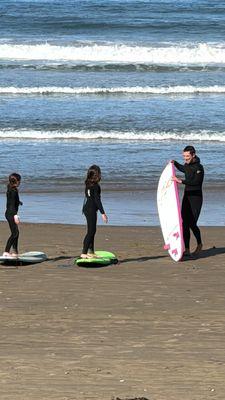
[7,173,21,191]
[85,165,101,188]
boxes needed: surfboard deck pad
[75,250,118,267]
[0,251,47,265]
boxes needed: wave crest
[0,42,225,65]
[1,85,225,96]
[0,129,224,142]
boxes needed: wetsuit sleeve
[8,190,19,214]
[174,161,185,173]
[15,191,20,211]
[93,185,105,214]
[182,168,204,186]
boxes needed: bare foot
[80,254,91,259]
[80,253,90,258]
[11,252,18,257]
[192,244,203,255]
[2,252,12,258]
[88,253,101,258]
[2,252,18,259]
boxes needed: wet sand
[0,222,225,400]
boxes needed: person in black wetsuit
[3,173,22,258]
[172,146,204,257]
[81,165,108,259]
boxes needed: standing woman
[3,173,22,258]
[81,165,108,259]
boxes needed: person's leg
[87,213,98,254]
[181,196,191,254]
[81,211,97,257]
[189,195,203,253]
[87,212,97,255]
[12,233,19,254]
[5,216,19,254]
[5,216,14,253]
[191,224,202,246]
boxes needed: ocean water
[0,0,225,225]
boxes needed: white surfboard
[0,251,47,265]
[157,162,184,261]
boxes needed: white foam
[2,85,225,95]
[0,42,225,64]
[0,129,224,142]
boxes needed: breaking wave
[2,85,225,96]
[0,129,224,142]
[0,42,225,66]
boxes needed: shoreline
[0,190,225,226]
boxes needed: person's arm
[16,191,22,207]
[10,190,20,224]
[9,190,18,214]
[181,168,204,186]
[93,185,108,223]
[93,185,105,214]
[173,160,186,173]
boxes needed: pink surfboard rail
[171,161,184,260]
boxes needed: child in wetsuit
[3,173,22,258]
[81,165,108,259]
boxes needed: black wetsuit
[5,187,21,253]
[82,183,105,254]
[174,157,204,250]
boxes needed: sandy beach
[0,222,225,400]
[1,1,225,400]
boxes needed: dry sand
[0,222,225,400]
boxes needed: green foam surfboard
[75,250,118,267]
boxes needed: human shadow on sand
[194,247,225,260]
[120,255,167,264]
[41,248,225,266]
[182,247,225,262]
[47,255,74,262]
[49,255,119,269]
[76,263,116,269]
